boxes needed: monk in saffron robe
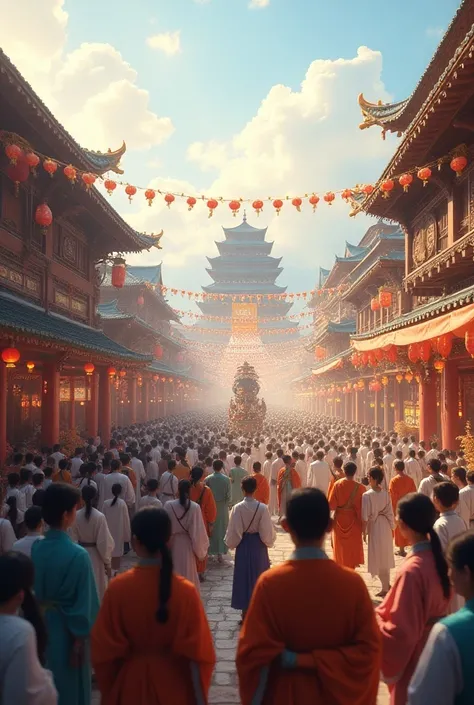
[389,460,416,556]
[190,467,217,575]
[237,488,381,705]
[252,461,270,505]
[328,461,365,569]
[92,507,215,705]
[277,455,301,518]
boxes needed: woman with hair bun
[165,479,210,591]
[376,492,451,705]
[91,508,215,705]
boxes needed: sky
[0,0,462,310]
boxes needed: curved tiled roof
[126,265,163,286]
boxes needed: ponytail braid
[428,527,451,599]
[156,542,173,624]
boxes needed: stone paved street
[93,524,404,704]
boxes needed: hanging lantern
[309,194,320,211]
[395,372,404,384]
[119,369,127,378]
[5,144,22,164]
[207,199,218,217]
[434,359,445,374]
[84,363,95,376]
[374,348,384,362]
[417,167,432,186]
[63,164,77,183]
[351,352,360,367]
[43,159,57,177]
[107,366,117,377]
[137,294,145,307]
[291,197,302,212]
[125,184,137,202]
[155,344,163,359]
[380,179,395,198]
[360,351,369,366]
[385,345,398,364]
[152,374,159,383]
[142,188,155,206]
[437,333,453,358]
[381,375,389,386]
[368,351,378,368]
[168,377,174,383]
[252,199,264,216]
[2,347,20,368]
[7,159,30,194]
[164,193,175,208]
[341,188,352,201]
[82,172,96,189]
[111,257,126,289]
[229,200,241,216]
[419,340,432,363]
[323,192,335,205]
[405,371,414,383]
[379,290,393,308]
[314,346,326,360]
[26,361,35,373]
[362,184,374,195]
[398,173,413,192]
[371,297,381,311]
[104,179,117,196]
[372,380,382,392]
[450,155,468,177]
[358,379,365,390]
[34,203,53,232]
[25,152,40,173]
[186,196,196,211]
[408,343,420,364]
[273,199,283,215]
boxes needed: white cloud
[249,0,270,7]
[426,26,444,38]
[147,31,181,55]
[0,0,174,151]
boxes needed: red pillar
[394,380,403,423]
[86,373,99,439]
[98,368,111,447]
[0,363,7,464]
[442,360,460,450]
[419,374,438,443]
[69,377,76,431]
[374,391,379,428]
[142,378,150,422]
[41,362,60,447]
[383,383,389,432]
[129,376,137,425]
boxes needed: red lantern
[25,152,40,172]
[34,203,53,232]
[450,155,468,177]
[186,196,196,210]
[107,367,117,377]
[434,359,445,374]
[408,342,420,364]
[368,351,378,368]
[374,348,384,362]
[385,345,398,364]
[164,193,175,208]
[437,333,453,359]
[273,199,283,214]
[1,347,20,368]
[7,159,30,193]
[252,199,264,215]
[137,294,145,307]
[84,363,95,376]
[111,257,126,289]
[465,328,474,357]
[152,374,159,383]
[323,192,335,205]
[119,369,127,378]
[417,167,432,186]
[82,172,96,189]
[5,144,22,164]
[145,189,156,206]
[154,344,163,359]
[125,184,137,202]
[419,340,431,363]
[398,173,413,192]
[341,188,352,201]
[104,179,117,196]
[371,297,381,311]
[372,380,382,392]
[63,165,77,183]
[207,199,218,217]
[351,352,360,367]
[379,290,392,308]
[360,351,369,366]
[229,200,241,216]
[380,179,394,198]
[309,194,320,211]
[315,346,326,360]
[43,159,57,177]
[362,184,374,195]
[292,197,302,212]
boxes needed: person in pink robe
[376,492,451,705]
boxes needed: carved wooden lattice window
[435,201,448,252]
[456,180,470,237]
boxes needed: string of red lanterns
[157,284,348,302]
[172,308,316,322]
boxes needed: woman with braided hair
[91,508,215,705]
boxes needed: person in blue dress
[32,483,99,705]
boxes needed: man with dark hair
[328,461,365,569]
[236,488,381,705]
[205,459,231,562]
[418,458,449,497]
[12,505,44,556]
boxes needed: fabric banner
[311,358,343,376]
[232,303,258,335]
[352,303,474,352]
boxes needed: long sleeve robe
[277,467,301,516]
[328,478,365,569]
[91,564,215,705]
[236,548,381,705]
[71,507,115,601]
[389,474,416,548]
[205,472,231,555]
[252,473,270,505]
[190,482,217,573]
[165,499,210,591]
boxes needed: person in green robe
[32,483,99,705]
[229,455,249,507]
[205,459,231,561]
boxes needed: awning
[311,358,343,376]
[352,302,474,352]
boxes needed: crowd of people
[1,408,474,705]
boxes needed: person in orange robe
[236,488,381,705]
[252,461,270,505]
[327,456,344,496]
[389,459,416,557]
[52,458,73,484]
[328,461,365,569]
[91,507,215,705]
[190,466,217,577]
[277,455,302,518]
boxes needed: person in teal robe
[205,459,231,559]
[32,483,99,705]
[229,456,249,507]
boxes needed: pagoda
[192,214,298,342]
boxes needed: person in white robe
[159,462,179,505]
[307,451,332,496]
[102,459,135,509]
[460,471,474,527]
[269,452,284,516]
[71,487,114,601]
[164,480,209,592]
[102,484,131,574]
[404,450,423,488]
[262,453,273,484]
[0,516,16,555]
[362,467,395,597]
[225,493,276,549]
[139,479,163,509]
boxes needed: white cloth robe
[0,517,16,554]
[295,459,307,488]
[159,471,179,504]
[361,488,395,576]
[225,497,276,550]
[102,472,135,509]
[269,459,284,515]
[307,460,332,495]
[434,510,467,613]
[164,499,209,592]
[138,495,163,509]
[405,458,423,488]
[102,498,131,559]
[459,484,474,526]
[71,507,114,601]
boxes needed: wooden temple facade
[0,49,201,461]
[295,0,474,449]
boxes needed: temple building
[189,215,298,343]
